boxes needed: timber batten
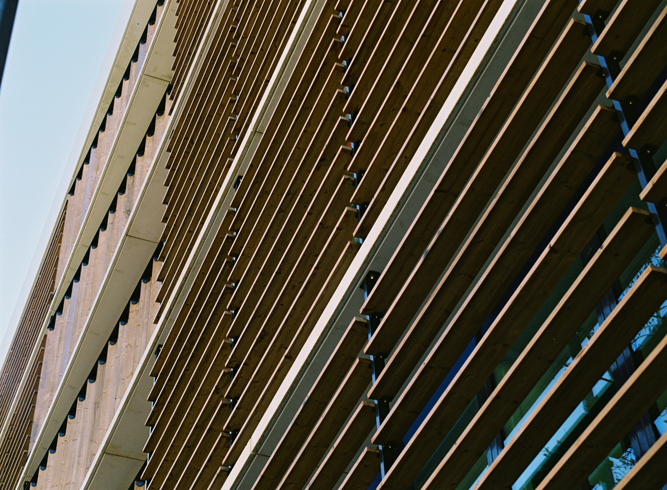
[2,1,667,490]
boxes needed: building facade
[1,0,667,489]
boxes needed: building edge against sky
[1,1,667,490]
[0,0,135,367]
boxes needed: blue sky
[0,0,127,362]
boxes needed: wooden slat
[623,77,667,151]
[359,2,580,316]
[196,16,352,448]
[148,216,234,397]
[306,401,376,490]
[578,0,619,15]
[145,229,235,477]
[163,3,241,195]
[420,207,655,490]
[607,5,667,103]
[218,152,355,404]
[168,6,244,173]
[162,0,298,298]
[169,0,253,161]
[206,54,344,329]
[0,341,46,490]
[339,0,393,85]
[188,433,230,490]
[148,213,234,385]
[474,266,667,490]
[614,429,667,490]
[223,9,341,217]
[341,0,438,124]
[224,73,347,341]
[152,389,231,488]
[225,101,349,365]
[204,467,228,490]
[351,0,505,238]
[150,3,340,377]
[219,0,436,440]
[225,184,356,397]
[170,0,206,103]
[337,446,381,490]
[377,153,640,489]
[640,157,667,204]
[158,0,310,305]
[171,422,229,489]
[337,0,383,61]
[151,6,589,485]
[370,105,623,431]
[170,0,218,104]
[228,210,359,412]
[222,239,363,469]
[221,208,362,464]
[592,0,663,58]
[369,76,610,407]
[155,121,348,424]
[345,0,495,146]
[227,0,310,156]
[150,401,226,487]
[367,65,607,441]
[274,358,372,490]
[363,18,592,357]
[250,317,369,490]
[146,213,235,420]
[142,345,232,479]
[333,0,352,12]
[537,329,667,489]
[152,4,586,481]
[154,0,300,360]
[166,10,239,177]
[149,3,358,480]
[129,2,667,490]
